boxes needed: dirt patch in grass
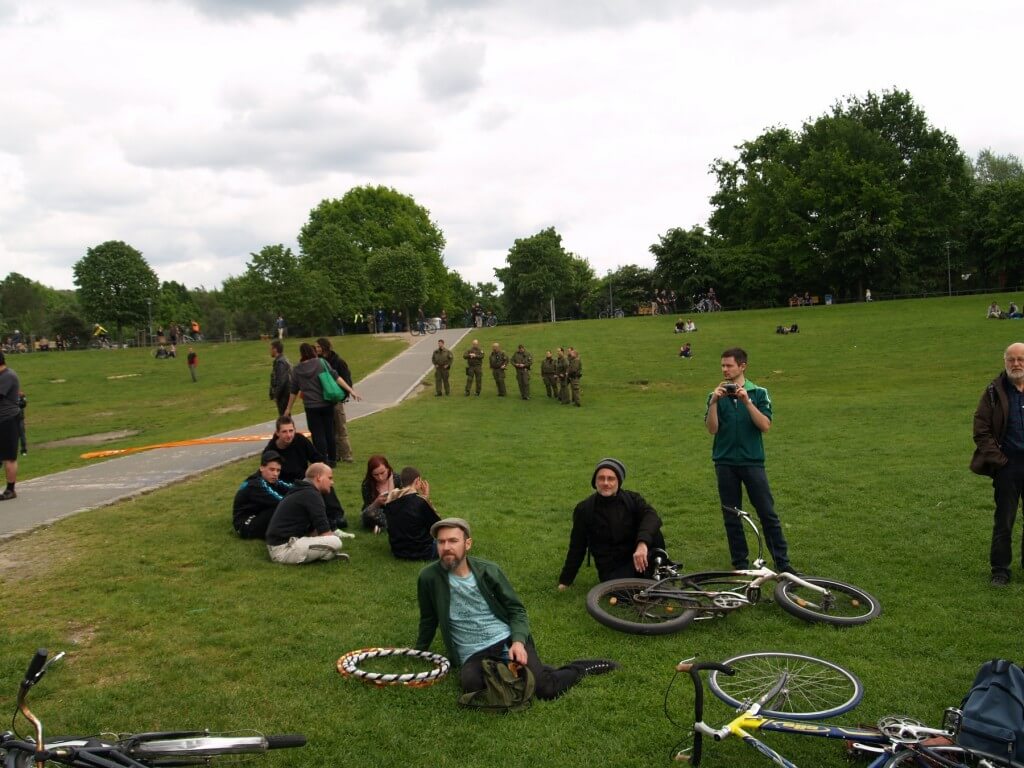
[39,429,140,448]
[214,404,248,414]
[0,529,74,583]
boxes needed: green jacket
[555,356,568,377]
[705,380,772,466]
[464,346,485,367]
[540,357,557,376]
[432,348,453,368]
[489,350,509,370]
[567,356,582,379]
[511,350,532,369]
[416,556,532,666]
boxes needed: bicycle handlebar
[266,734,307,749]
[23,649,48,688]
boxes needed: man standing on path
[511,344,532,400]
[269,340,292,416]
[489,343,509,397]
[187,347,198,382]
[971,342,1024,587]
[705,347,792,573]
[432,339,453,396]
[540,351,558,398]
[566,347,583,407]
[416,518,618,700]
[0,352,20,500]
[555,347,569,403]
[464,339,484,396]
[265,463,346,564]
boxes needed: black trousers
[991,456,1024,576]
[461,638,582,701]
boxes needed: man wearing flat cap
[417,517,618,700]
[558,458,669,589]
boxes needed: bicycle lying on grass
[586,506,881,634]
[1,649,306,767]
[668,653,1023,767]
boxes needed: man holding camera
[705,347,792,573]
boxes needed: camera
[723,383,739,397]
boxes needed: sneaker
[570,659,620,676]
[991,572,1010,587]
[0,489,16,501]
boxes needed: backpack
[957,658,1024,762]
[457,658,536,713]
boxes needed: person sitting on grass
[988,301,1003,319]
[379,467,440,560]
[679,343,693,359]
[264,463,346,565]
[557,458,669,590]
[360,455,403,531]
[233,450,292,540]
[417,517,619,701]
[265,415,347,530]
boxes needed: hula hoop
[337,647,450,688]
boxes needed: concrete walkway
[0,329,470,540]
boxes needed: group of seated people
[674,318,697,333]
[154,344,177,358]
[987,301,1023,319]
[776,324,800,334]
[231,417,439,564]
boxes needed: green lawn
[5,334,406,480]
[2,296,1023,768]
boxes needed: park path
[0,329,470,541]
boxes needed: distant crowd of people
[988,301,1023,319]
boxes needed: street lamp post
[945,241,952,297]
[146,298,153,346]
[607,271,614,314]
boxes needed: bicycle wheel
[613,309,624,318]
[884,744,1024,767]
[128,732,306,759]
[773,577,882,626]
[426,324,436,334]
[708,652,863,720]
[585,578,698,635]
[598,311,609,319]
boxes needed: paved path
[0,329,470,540]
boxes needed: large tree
[299,186,448,317]
[73,241,159,338]
[0,273,49,336]
[494,227,575,322]
[367,243,429,328]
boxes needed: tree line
[2,89,1022,341]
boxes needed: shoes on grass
[570,659,620,676]
[0,489,16,501]
[991,572,1010,587]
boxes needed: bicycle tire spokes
[718,656,857,716]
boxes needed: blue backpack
[957,659,1024,762]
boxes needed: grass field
[2,295,1024,768]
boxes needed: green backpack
[457,659,536,713]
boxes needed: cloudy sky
[1,0,1021,292]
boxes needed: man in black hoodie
[232,451,292,539]
[265,463,346,565]
[557,458,669,589]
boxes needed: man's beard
[1008,368,1024,384]
[439,554,464,571]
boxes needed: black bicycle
[1,649,306,767]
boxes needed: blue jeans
[715,464,791,571]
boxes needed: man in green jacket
[489,342,509,397]
[540,350,558,398]
[463,339,484,396]
[431,339,454,396]
[566,347,583,407]
[555,347,569,403]
[416,517,617,699]
[511,344,532,400]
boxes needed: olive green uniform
[511,348,533,400]
[567,354,583,406]
[540,355,558,398]
[555,353,569,403]
[489,349,509,396]
[464,346,484,395]
[432,346,454,395]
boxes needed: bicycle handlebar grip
[676,661,736,676]
[266,734,306,749]
[23,649,48,684]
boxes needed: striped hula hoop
[337,647,450,688]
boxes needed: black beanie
[591,457,626,488]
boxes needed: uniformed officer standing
[555,347,569,403]
[489,342,509,397]
[511,344,533,400]
[567,347,583,407]
[540,350,558,398]
[432,339,454,396]
[464,339,484,396]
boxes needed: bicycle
[598,307,625,319]
[409,320,436,336]
[670,654,1022,767]
[586,506,881,634]
[1,649,307,768]
[484,313,498,327]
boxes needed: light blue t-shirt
[448,571,512,662]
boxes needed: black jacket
[265,480,331,546]
[233,471,292,534]
[972,371,1012,477]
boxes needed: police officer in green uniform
[432,339,454,396]
[463,339,484,396]
[540,351,558,398]
[566,347,583,407]
[555,347,569,403]
[511,344,533,400]
[489,342,509,397]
